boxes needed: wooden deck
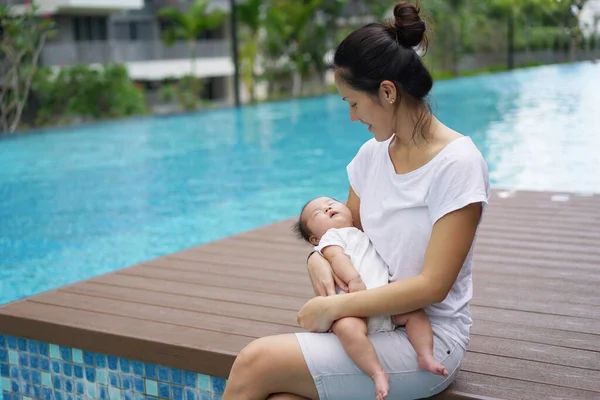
[0,189,599,399]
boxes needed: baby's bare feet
[371,369,389,400]
[418,354,448,376]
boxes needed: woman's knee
[232,337,272,374]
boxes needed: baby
[294,197,447,400]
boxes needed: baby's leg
[392,310,448,376]
[332,317,389,400]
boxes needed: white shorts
[295,325,464,400]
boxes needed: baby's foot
[418,354,448,376]
[371,369,389,400]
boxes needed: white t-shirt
[316,227,395,333]
[346,136,490,349]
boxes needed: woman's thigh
[295,327,464,400]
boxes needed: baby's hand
[348,277,367,293]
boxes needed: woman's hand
[307,252,348,296]
[297,295,339,332]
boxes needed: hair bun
[392,2,426,48]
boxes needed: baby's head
[293,197,353,246]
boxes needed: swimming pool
[1,62,599,305]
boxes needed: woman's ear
[379,80,398,104]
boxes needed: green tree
[236,0,264,103]
[0,4,55,132]
[158,0,226,76]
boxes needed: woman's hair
[333,1,433,142]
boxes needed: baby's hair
[293,200,312,243]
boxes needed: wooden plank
[467,336,600,370]
[118,265,314,298]
[0,301,249,377]
[30,291,301,337]
[470,307,599,335]
[441,371,600,400]
[461,352,600,392]
[470,319,600,352]
[92,273,306,310]
[64,282,299,326]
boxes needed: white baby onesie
[315,227,395,333]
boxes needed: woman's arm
[298,202,483,332]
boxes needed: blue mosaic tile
[85,367,96,382]
[132,361,144,377]
[43,387,53,400]
[121,375,133,390]
[133,377,145,393]
[99,384,109,399]
[19,353,29,367]
[27,340,38,354]
[172,386,184,400]
[145,379,158,397]
[96,354,107,369]
[83,351,95,366]
[0,335,6,349]
[109,371,119,387]
[171,368,183,385]
[108,355,119,371]
[65,378,74,392]
[158,365,170,382]
[97,369,108,385]
[198,375,209,391]
[52,360,61,374]
[53,375,62,390]
[50,344,60,359]
[31,370,41,385]
[40,357,50,372]
[20,367,30,382]
[110,386,122,400]
[60,346,72,362]
[185,388,196,400]
[212,394,222,400]
[7,337,17,350]
[72,349,83,364]
[38,342,49,357]
[8,351,17,365]
[1,336,228,400]
[159,382,171,398]
[120,358,131,374]
[63,361,73,377]
[211,377,226,393]
[144,363,156,380]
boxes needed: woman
[222,2,490,399]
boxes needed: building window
[73,16,108,41]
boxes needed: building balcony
[41,39,230,66]
[8,0,144,14]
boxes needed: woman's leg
[222,334,320,400]
[267,395,310,400]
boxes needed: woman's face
[335,72,396,142]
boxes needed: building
[6,0,236,104]
[580,0,600,36]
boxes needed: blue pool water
[1,62,599,305]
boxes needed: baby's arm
[321,245,366,292]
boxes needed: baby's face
[302,197,353,245]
